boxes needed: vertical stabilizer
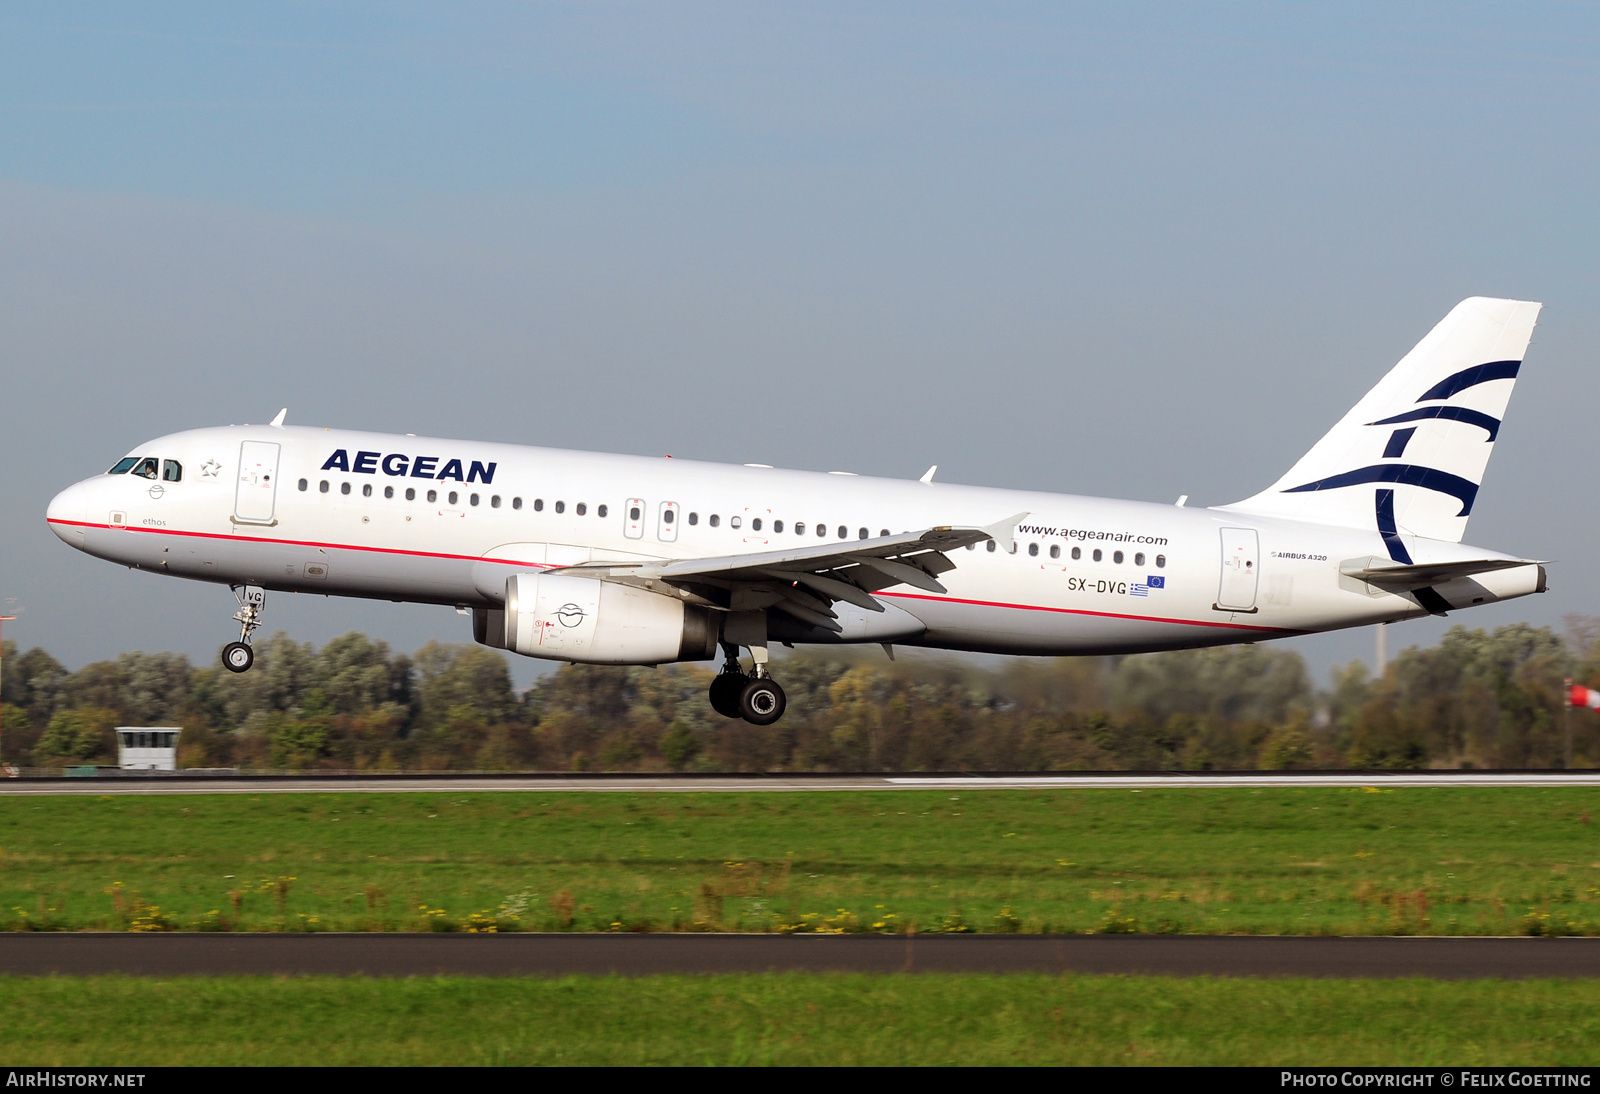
[1218,297,1540,547]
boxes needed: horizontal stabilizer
[1338,556,1543,590]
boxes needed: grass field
[2,787,1599,934]
[3,972,1599,1065]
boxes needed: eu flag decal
[1131,575,1165,598]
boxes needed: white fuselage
[47,424,1542,658]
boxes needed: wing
[544,512,1028,633]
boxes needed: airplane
[47,297,1546,726]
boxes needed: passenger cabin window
[576,503,586,516]
[1093,549,1102,562]
[341,482,351,495]
[512,497,522,510]
[880,529,890,537]
[533,499,543,511]
[597,504,608,518]
[664,509,675,524]
[794,522,805,535]
[1156,554,1166,568]
[688,512,698,525]
[730,516,741,529]
[986,541,996,552]
[470,493,479,506]
[555,501,565,514]
[1072,547,1081,560]
[298,479,308,492]
[427,489,437,503]
[751,518,762,531]
[1135,552,1145,566]
[162,460,182,482]
[363,484,372,497]
[817,524,827,538]
[858,528,868,540]
[709,514,720,527]
[109,457,139,475]
[1028,543,1039,557]
[491,495,501,508]
[448,491,458,505]
[131,458,159,480]
[1113,550,1124,564]
[385,486,395,499]
[1049,545,1060,559]
[320,481,329,493]
[406,488,416,501]
[630,506,642,521]
[772,519,782,533]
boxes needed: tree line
[4,618,1600,772]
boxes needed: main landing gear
[709,643,787,726]
[221,585,265,674]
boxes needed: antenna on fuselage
[270,408,287,428]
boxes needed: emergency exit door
[234,441,281,524]
[624,499,645,539]
[1216,528,1259,611]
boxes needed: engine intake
[502,572,718,665]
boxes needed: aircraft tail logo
[1219,297,1541,547]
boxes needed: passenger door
[1216,528,1260,611]
[234,441,281,525]
[658,501,679,542]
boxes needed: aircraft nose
[47,480,91,546]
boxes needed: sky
[3,2,1599,688]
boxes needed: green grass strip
[2,973,1599,1065]
[4,787,1600,935]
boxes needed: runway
[4,771,1600,795]
[4,934,1600,978]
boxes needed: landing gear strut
[708,641,787,725]
[221,585,265,674]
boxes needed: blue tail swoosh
[1416,360,1519,402]
[1282,464,1479,516]
[1368,405,1501,441]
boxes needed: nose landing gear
[708,642,787,725]
[221,585,265,674]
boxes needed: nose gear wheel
[221,641,254,673]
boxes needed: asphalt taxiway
[4,933,1599,978]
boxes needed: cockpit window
[131,458,159,480]
[109,457,139,475]
[162,460,182,483]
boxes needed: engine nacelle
[503,572,719,665]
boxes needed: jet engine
[500,572,719,665]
